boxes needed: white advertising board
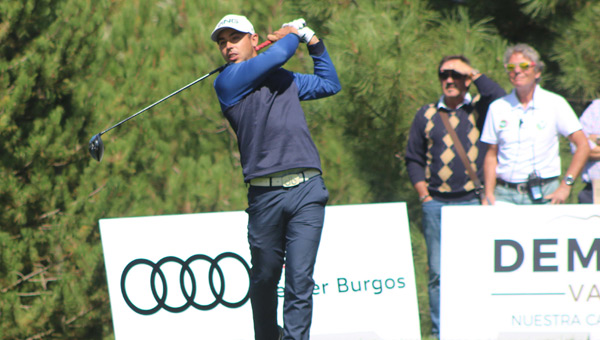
[440,205,600,340]
[100,202,420,340]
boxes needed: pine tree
[551,1,600,111]
[0,0,116,338]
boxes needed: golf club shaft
[98,40,274,136]
[99,64,226,136]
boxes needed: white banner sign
[441,205,600,340]
[100,202,420,340]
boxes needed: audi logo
[120,252,251,315]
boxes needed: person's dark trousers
[246,176,329,340]
[578,182,593,203]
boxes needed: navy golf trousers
[246,175,329,340]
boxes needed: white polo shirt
[481,85,582,183]
[578,99,600,182]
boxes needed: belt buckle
[282,174,301,188]
[516,183,527,194]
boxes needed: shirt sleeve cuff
[308,40,325,56]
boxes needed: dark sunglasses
[505,61,536,72]
[438,70,465,80]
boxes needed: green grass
[408,212,434,337]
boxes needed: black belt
[497,176,558,192]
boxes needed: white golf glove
[282,18,306,30]
[296,26,315,44]
[282,18,315,44]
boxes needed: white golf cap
[211,14,255,42]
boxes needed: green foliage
[551,1,600,110]
[518,0,584,20]
[1,1,116,338]
[1,0,598,338]
[322,0,437,202]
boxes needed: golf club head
[88,133,104,162]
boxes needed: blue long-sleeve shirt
[214,34,341,181]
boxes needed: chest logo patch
[537,120,547,130]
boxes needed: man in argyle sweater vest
[405,55,505,338]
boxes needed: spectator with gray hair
[481,43,590,204]
[503,43,545,77]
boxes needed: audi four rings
[120,252,251,315]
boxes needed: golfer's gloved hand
[282,18,306,30]
[282,18,315,44]
[296,26,315,44]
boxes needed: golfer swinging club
[211,14,341,340]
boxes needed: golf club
[89,39,275,162]
[255,40,272,51]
